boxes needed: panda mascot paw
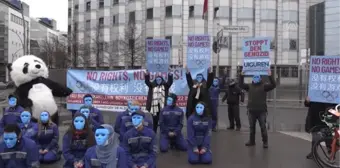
[7,55,73,125]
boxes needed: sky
[22,0,68,32]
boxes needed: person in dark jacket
[239,70,276,148]
[18,111,38,142]
[0,124,40,168]
[222,79,245,131]
[62,112,95,168]
[209,70,227,131]
[144,70,173,133]
[78,105,104,132]
[185,66,214,119]
[304,96,337,159]
[0,94,25,136]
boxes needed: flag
[202,0,208,20]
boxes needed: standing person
[37,111,60,164]
[0,124,40,168]
[145,69,173,133]
[0,95,25,136]
[159,93,187,152]
[187,102,212,164]
[122,111,157,168]
[222,79,245,131]
[62,113,95,168]
[209,69,227,131]
[185,66,214,119]
[239,70,276,148]
[18,111,39,142]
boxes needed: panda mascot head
[7,55,73,125]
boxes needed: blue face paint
[3,132,17,148]
[129,105,140,113]
[213,79,219,86]
[40,112,49,123]
[20,111,31,124]
[95,128,110,146]
[132,115,143,128]
[196,75,203,83]
[73,116,85,130]
[195,103,205,115]
[167,97,173,106]
[252,75,261,84]
[156,77,162,85]
[8,97,17,107]
[84,97,93,106]
[80,108,90,118]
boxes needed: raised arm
[185,66,193,88]
[144,70,152,87]
[238,73,249,91]
[206,68,214,88]
[166,72,173,88]
[264,71,276,92]
[43,78,73,97]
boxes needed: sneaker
[235,128,241,131]
[212,128,217,132]
[245,142,255,147]
[227,127,234,130]
[263,142,268,149]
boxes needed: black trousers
[248,112,268,143]
[228,104,241,128]
[152,104,161,133]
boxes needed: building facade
[324,0,340,56]
[0,0,30,82]
[68,0,306,80]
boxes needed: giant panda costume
[7,55,73,125]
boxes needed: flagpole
[203,0,208,34]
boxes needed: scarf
[193,83,203,99]
[151,85,165,116]
[96,124,118,168]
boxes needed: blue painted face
[156,77,162,85]
[195,103,205,115]
[213,78,219,86]
[129,105,140,113]
[132,115,143,128]
[252,75,261,84]
[95,128,110,146]
[3,132,17,148]
[167,97,173,106]
[20,111,31,124]
[40,112,49,123]
[84,97,93,106]
[196,74,203,83]
[73,116,85,130]
[8,97,17,107]
[80,108,90,118]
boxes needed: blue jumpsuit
[119,116,153,143]
[62,132,92,168]
[37,123,60,163]
[114,110,130,135]
[159,106,187,152]
[0,137,40,168]
[84,145,127,168]
[19,122,39,142]
[187,114,212,164]
[89,107,104,132]
[209,86,220,129]
[122,127,157,168]
[0,106,25,135]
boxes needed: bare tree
[39,36,69,68]
[118,23,145,69]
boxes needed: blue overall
[19,122,39,142]
[122,127,156,168]
[187,114,212,164]
[159,106,187,152]
[62,132,92,168]
[84,145,127,168]
[119,116,153,143]
[209,86,220,129]
[0,106,25,135]
[114,110,130,135]
[89,107,104,132]
[0,137,40,168]
[37,123,59,163]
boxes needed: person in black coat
[144,70,173,133]
[304,96,337,159]
[185,66,214,119]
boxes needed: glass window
[74,4,78,10]
[260,9,276,20]
[86,2,91,11]
[165,36,172,46]
[99,17,104,27]
[165,6,172,18]
[237,8,253,19]
[289,39,297,50]
[283,10,298,22]
[270,40,276,49]
[214,7,219,18]
[113,0,119,5]
[147,8,153,19]
[68,25,71,32]
[86,20,91,29]
[129,11,135,24]
[280,67,289,77]
[189,6,194,18]
[74,22,78,31]
[113,15,118,25]
[146,37,153,39]
[68,8,71,17]
[99,0,104,8]
[291,66,298,78]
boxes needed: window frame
[146,8,153,20]
[165,6,172,18]
[189,6,194,18]
[86,2,91,11]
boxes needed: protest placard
[66,68,206,112]
[187,35,211,70]
[308,56,340,104]
[146,39,170,73]
[242,37,271,75]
